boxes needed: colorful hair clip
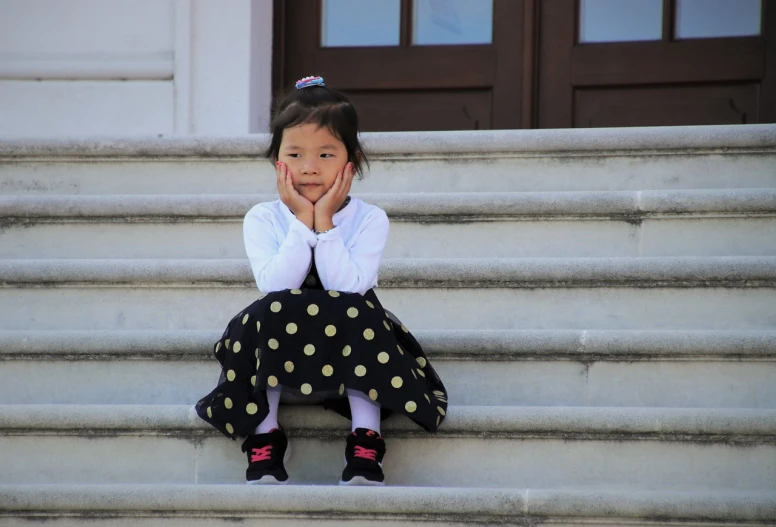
[295,76,325,90]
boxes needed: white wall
[0,0,272,136]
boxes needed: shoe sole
[339,476,385,486]
[246,440,292,485]
[246,476,289,485]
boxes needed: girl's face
[277,123,349,204]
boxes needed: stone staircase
[1,125,775,526]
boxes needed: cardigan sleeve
[313,207,389,295]
[243,204,318,293]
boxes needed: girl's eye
[288,153,301,158]
[320,153,333,158]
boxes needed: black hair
[264,81,368,179]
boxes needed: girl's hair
[264,81,368,179]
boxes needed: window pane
[579,0,663,43]
[413,0,493,45]
[676,0,761,39]
[321,0,401,47]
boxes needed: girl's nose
[301,161,318,174]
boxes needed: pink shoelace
[353,445,377,461]
[251,445,272,462]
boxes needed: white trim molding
[173,0,194,134]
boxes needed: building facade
[1,0,773,136]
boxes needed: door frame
[537,0,775,128]
[272,0,539,129]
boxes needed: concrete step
[3,190,775,258]
[2,258,775,331]
[1,330,774,408]
[1,405,774,489]
[1,485,774,526]
[1,125,774,195]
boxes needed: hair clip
[295,76,325,90]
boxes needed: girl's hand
[276,161,314,229]
[314,162,354,231]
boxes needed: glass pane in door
[413,0,493,45]
[579,0,663,43]
[321,0,401,47]
[676,0,761,39]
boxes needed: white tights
[255,386,381,435]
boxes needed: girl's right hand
[276,162,314,229]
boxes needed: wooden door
[273,0,532,131]
[537,0,776,128]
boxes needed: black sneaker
[241,428,290,484]
[339,428,386,486]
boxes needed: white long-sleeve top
[243,197,390,295]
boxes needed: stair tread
[2,329,775,360]
[2,404,774,439]
[1,484,774,522]
[2,124,774,158]
[2,188,775,220]
[3,256,776,287]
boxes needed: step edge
[3,257,776,287]
[2,124,775,158]
[2,189,775,220]
[1,404,774,438]
[1,484,774,521]
[2,329,775,360]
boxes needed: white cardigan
[243,197,390,296]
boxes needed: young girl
[195,76,447,486]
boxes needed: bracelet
[314,228,333,235]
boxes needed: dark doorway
[537,0,775,128]
[274,0,775,131]
[273,0,531,131]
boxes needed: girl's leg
[255,385,282,434]
[347,389,381,433]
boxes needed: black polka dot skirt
[195,262,448,440]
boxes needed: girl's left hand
[314,162,354,229]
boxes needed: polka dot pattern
[194,262,448,440]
